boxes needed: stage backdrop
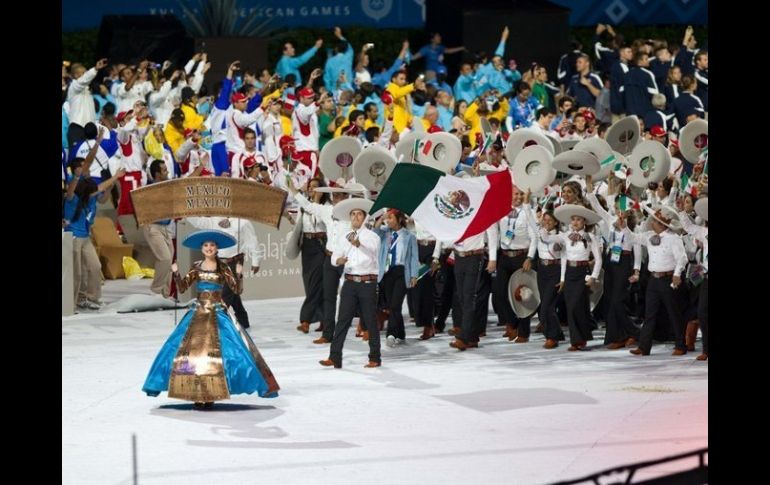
[176,219,304,302]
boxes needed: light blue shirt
[323,40,354,92]
[276,46,319,86]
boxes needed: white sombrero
[642,204,683,233]
[332,198,374,221]
[679,119,708,164]
[508,269,541,318]
[574,137,616,181]
[606,115,641,155]
[315,180,367,194]
[627,140,671,188]
[320,136,362,182]
[511,145,556,193]
[694,197,708,222]
[588,268,605,312]
[415,132,460,173]
[545,132,563,156]
[554,204,601,225]
[395,131,422,163]
[560,139,580,151]
[352,144,396,192]
[551,149,601,176]
[505,128,554,165]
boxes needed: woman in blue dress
[142,229,279,409]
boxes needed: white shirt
[116,119,150,173]
[678,211,708,273]
[292,103,320,152]
[231,148,264,179]
[76,138,112,179]
[294,194,350,253]
[300,202,328,233]
[585,192,642,268]
[66,68,98,127]
[332,226,380,276]
[414,221,436,242]
[521,204,563,260]
[448,226,499,261]
[115,81,153,113]
[226,106,266,154]
[540,229,602,281]
[624,228,687,276]
[260,113,284,164]
[496,205,537,257]
[186,216,262,267]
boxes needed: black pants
[435,253,461,331]
[564,265,594,345]
[413,243,436,327]
[222,260,249,328]
[455,254,485,344]
[330,280,381,366]
[494,251,531,337]
[321,253,344,341]
[698,276,708,354]
[474,258,493,334]
[603,254,640,344]
[639,275,685,354]
[537,262,564,341]
[300,238,326,323]
[381,266,407,339]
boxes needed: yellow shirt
[333,105,357,138]
[181,104,204,131]
[164,123,185,156]
[386,82,415,134]
[281,115,293,137]
[464,98,509,148]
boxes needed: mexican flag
[370,164,512,243]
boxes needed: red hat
[116,110,133,123]
[242,155,258,169]
[279,135,295,149]
[283,93,297,110]
[279,135,296,157]
[427,125,442,134]
[184,128,196,138]
[386,208,401,216]
[298,87,315,99]
[582,110,595,122]
[380,90,393,105]
[231,92,248,104]
[650,125,666,137]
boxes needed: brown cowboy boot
[419,325,435,340]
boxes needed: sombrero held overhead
[627,140,671,188]
[551,149,601,176]
[606,115,641,155]
[319,136,362,182]
[678,118,708,164]
[415,132,460,173]
[353,144,396,191]
[505,128,554,166]
[574,137,616,181]
[694,197,708,222]
[511,144,556,193]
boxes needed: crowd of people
[62,23,709,370]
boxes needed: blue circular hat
[182,230,236,250]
